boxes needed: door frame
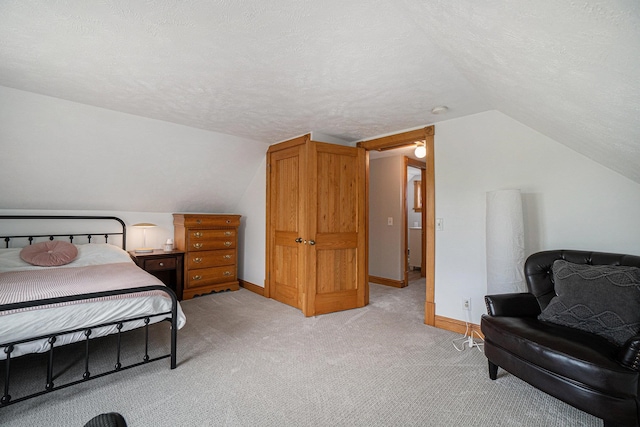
[357,126,436,326]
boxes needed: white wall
[235,157,267,286]
[434,110,640,324]
[0,199,269,287]
[369,156,404,280]
[4,91,639,327]
[0,209,175,250]
[0,86,268,213]
[0,86,271,286]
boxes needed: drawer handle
[196,219,202,224]
[193,232,203,238]
[192,275,202,280]
[224,241,232,247]
[223,255,232,259]
[193,243,203,249]
[193,257,202,263]
[224,231,232,236]
[226,220,230,224]
[223,271,231,276]
[159,262,164,267]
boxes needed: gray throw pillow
[538,260,640,346]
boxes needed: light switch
[436,218,443,231]
[387,217,393,226]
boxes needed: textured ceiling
[1,0,638,182]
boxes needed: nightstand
[129,249,185,301]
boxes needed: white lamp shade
[132,223,157,253]
[414,145,426,158]
[486,189,526,294]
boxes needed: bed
[0,215,186,407]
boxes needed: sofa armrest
[617,336,640,371]
[484,293,541,317]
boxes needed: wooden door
[267,139,306,310]
[304,141,368,316]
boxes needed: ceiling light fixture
[414,140,426,158]
[431,106,449,115]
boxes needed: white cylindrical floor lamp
[486,189,526,295]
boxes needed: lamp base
[134,248,154,253]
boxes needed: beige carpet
[1,280,601,426]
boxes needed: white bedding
[0,243,186,359]
[0,243,134,272]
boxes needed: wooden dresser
[173,213,241,300]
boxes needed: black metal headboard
[0,215,127,250]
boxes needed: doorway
[358,126,435,326]
[406,159,426,281]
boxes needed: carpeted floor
[1,280,601,426]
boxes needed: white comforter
[0,244,186,359]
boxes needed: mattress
[0,243,186,359]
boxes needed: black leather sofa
[481,250,640,427]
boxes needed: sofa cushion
[538,260,640,346]
[482,315,639,397]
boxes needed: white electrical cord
[452,308,484,352]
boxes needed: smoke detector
[431,106,449,115]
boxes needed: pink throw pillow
[20,241,78,267]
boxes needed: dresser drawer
[186,237,236,251]
[188,229,236,240]
[187,250,235,269]
[143,257,176,272]
[186,266,236,289]
[176,215,240,228]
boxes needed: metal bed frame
[0,215,178,407]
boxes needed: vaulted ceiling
[1,1,638,183]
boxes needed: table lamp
[132,223,157,253]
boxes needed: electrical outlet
[462,297,471,311]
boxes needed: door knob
[308,240,316,245]
[295,237,303,243]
